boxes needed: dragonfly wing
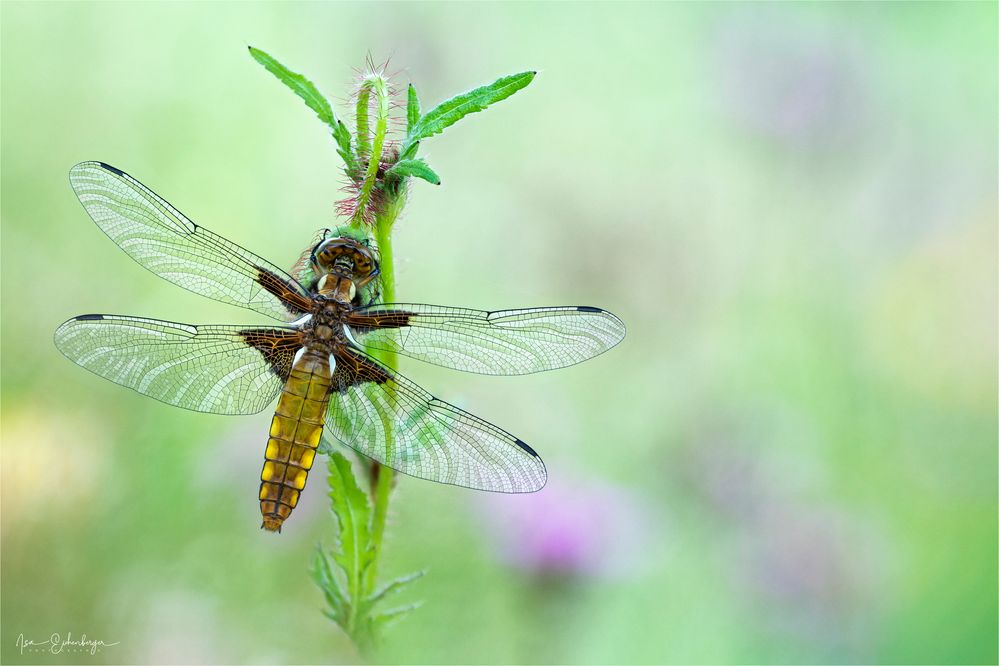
[322,345,547,493]
[69,162,313,321]
[55,314,302,415]
[346,304,626,375]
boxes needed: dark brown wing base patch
[344,310,412,334]
[331,345,392,392]
[239,328,304,380]
[256,267,315,316]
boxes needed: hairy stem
[355,85,371,161]
[352,75,389,226]
[366,192,404,593]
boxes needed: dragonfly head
[311,236,380,304]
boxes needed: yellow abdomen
[259,348,331,532]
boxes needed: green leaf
[372,603,423,632]
[249,46,335,128]
[386,158,441,186]
[326,452,374,589]
[402,71,536,154]
[249,46,354,170]
[406,84,421,135]
[366,570,424,610]
[311,546,347,624]
[399,141,420,161]
[333,120,355,173]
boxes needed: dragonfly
[55,162,626,532]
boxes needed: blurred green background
[2,2,996,664]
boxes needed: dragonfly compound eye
[311,240,344,272]
[352,253,373,276]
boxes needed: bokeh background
[2,3,996,664]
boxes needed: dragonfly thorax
[302,294,350,348]
[316,273,356,304]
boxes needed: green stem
[366,193,404,594]
[358,72,403,598]
[355,85,371,160]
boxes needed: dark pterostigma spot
[576,306,602,313]
[75,314,105,321]
[97,162,125,177]
[513,438,540,457]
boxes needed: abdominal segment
[259,349,331,532]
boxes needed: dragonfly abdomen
[259,347,331,532]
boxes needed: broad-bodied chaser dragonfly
[55,162,626,532]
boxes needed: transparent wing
[322,345,547,493]
[346,304,626,375]
[69,162,313,321]
[54,314,302,415]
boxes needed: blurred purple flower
[479,474,648,578]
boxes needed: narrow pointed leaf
[402,71,536,154]
[386,159,440,186]
[249,46,354,169]
[399,141,420,161]
[311,545,348,622]
[368,570,425,608]
[249,46,336,128]
[407,84,421,134]
[333,120,355,173]
[372,602,423,631]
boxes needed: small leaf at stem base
[386,158,441,186]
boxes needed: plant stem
[352,73,400,595]
[367,193,403,594]
[355,84,371,160]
